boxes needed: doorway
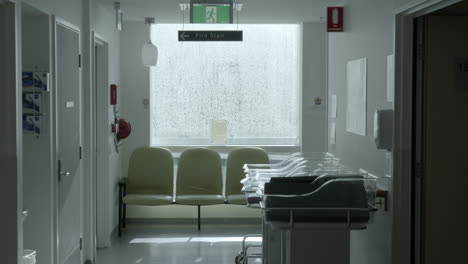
[93,33,111,249]
[54,18,83,264]
[413,2,468,263]
[21,3,54,264]
[393,1,468,263]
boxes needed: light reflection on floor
[129,236,263,244]
[96,224,262,264]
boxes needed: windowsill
[150,145,301,154]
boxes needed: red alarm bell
[116,118,131,142]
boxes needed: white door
[416,16,468,264]
[55,20,82,264]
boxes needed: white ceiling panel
[97,0,343,23]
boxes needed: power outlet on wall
[143,98,150,109]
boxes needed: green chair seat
[225,147,270,205]
[226,194,247,205]
[176,148,223,199]
[176,148,224,230]
[123,194,173,206]
[118,147,174,236]
[125,147,174,196]
[176,195,225,205]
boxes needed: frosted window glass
[150,24,300,145]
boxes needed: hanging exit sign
[192,4,232,24]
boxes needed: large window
[150,24,300,145]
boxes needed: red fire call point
[110,84,118,105]
[327,7,344,32]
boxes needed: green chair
[118,147,174,236]
[225,148,270,205]
[175,148,224,230]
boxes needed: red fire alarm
[327,7,344,32]
[110,84,118,105]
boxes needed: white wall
[119,21,151,175]
[327,1,394,264]
[302,22,328,152]
[22,0,82,27]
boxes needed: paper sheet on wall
[346,58,367,136]
[330,94,337,118]
[330,122,336,145]
[387,54,395,102]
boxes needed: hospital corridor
[1,0,468,264]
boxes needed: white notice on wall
[346,58,367,136]
[331,94,337,118]
[387,54,395,103]
[330,122,336,145]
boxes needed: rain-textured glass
[150,24,300,145]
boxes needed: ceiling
[434,0,468,15]
[97,0,344,24]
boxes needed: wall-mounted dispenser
[374,109,393,151]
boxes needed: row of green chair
[118,147,270,236]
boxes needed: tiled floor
[96,224,262,264]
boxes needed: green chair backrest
[176,148,222,195]
[127,147,173,196]
[226,147,270,196]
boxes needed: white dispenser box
[374,109,393,150]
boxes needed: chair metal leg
[118,184,122,237]
[198,205,201,231]
[123,182,127,228]
[123,204,127,228]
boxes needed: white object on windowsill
[210,120,228,144]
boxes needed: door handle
[57,160,70,181]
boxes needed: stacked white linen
[240,152,344,194]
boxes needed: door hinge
[415,162,425,179]
[79,146,82,160]
[79,54,82,68]
[80,237,83,250]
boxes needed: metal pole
[123,184,127,228]
[118,184,122,237]
[198,205,201,231]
